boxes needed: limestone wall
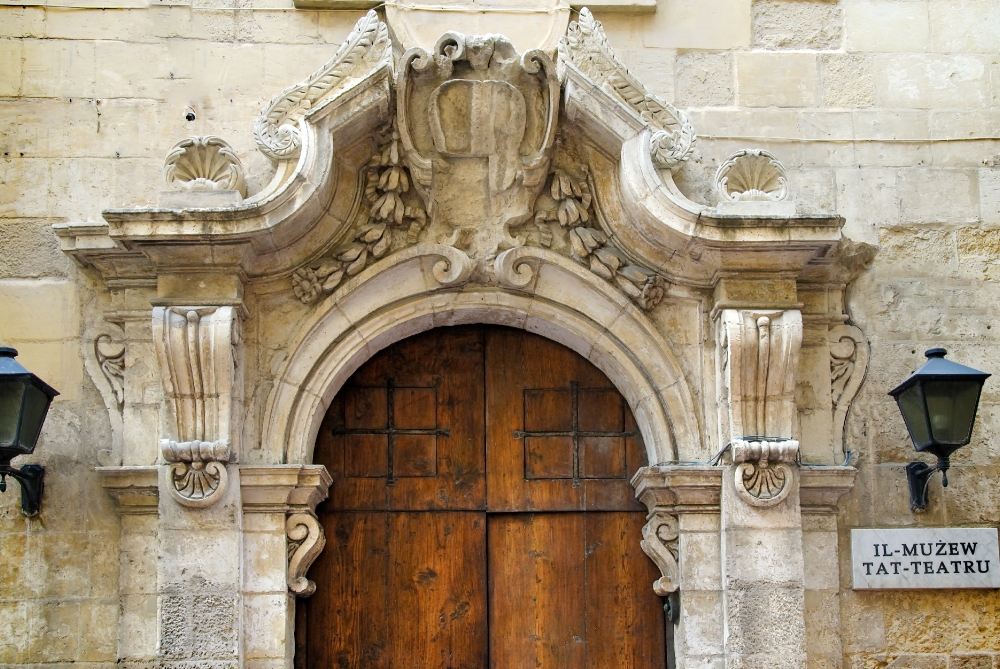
[0,0,998,664]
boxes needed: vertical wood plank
[306,512,390,668]
[389,512,488,669]
[488,513,587,669]
[585,512,667,669]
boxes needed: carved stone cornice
[97,466,160,516]
[632,465,723,513]
[799,466,857,514]
[239,465,333,514]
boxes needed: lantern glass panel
[0,378,26,448]
[924,380,982,445]
[897,383,931,449]
[17,383,51,453]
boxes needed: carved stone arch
[262,244,700,469]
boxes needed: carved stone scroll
[255,10,391,161]
[84,324,127,467]
[731,438,799,508]
[719,309,803,442]
[640,512,679,595]
[559,8,695,171]
[286,512,326,597]
[153,306,242,508]
[829,324,869,457]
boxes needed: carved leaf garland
[292,130,428,305]
[535,169,666,310]
[254,10,390,161]
[559,8,695,170]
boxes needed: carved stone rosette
[286,512,326,597]
[153,306,242,508]
[640,512,679,595]
[731,438,800,507]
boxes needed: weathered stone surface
[675,52,735,107]
[737,52,819,107]
[752,0,842,50]
[821,54,875,108]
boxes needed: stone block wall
[0,0,999,664]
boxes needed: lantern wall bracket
[0,462,45,517]
[906,458,948,514]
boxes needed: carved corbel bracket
[153,306,242,509]
[730,438,800,508]
[640,512,679,595]
[287,512,326,597]
[83,323,126,467]
[718,309,803,443]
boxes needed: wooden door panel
[306,511,488,669]
[317,326,486,511]
[485,328,647,512]
[487,512,666,669]
[488,513,587,669]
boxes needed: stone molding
[153,306,242,508]
[240,465,333,597]
[97,466,160,515]
[264,244,698,468]
[632,463,856,516]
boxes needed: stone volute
[55,8,862,668]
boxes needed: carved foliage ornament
[292,129,428,304]
[559,8,695,171]
[715,149,787,202]
[255,10,390,161]
[534,169,665,310]
[731,439,799,507]
[640,512,679,595]
[287,512,326,597]
[829,324,869,457]
[153,307,241,508]
[163,136,247,196]
[95,333,125,414]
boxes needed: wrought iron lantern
[888,348,990,513]
[0,347,59,516]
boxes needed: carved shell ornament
[163,136,247,196]
[731,439,799,508]
[715,149,788,202]
[559,8,695,171]
[254,10,390,161]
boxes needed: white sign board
[852,528,1000,589]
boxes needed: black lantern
[0,347,59,516]
[888,348,990,512]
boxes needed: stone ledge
[799,465,857,514]
[292,0,656,11]
[239,464,333,514]
[633,465,724,512]
[97,465,159,515]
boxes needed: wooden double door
[299,326,668,669]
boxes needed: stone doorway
[296,325,671,668]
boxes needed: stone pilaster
[240,465,332,669]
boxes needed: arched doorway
[297,325,670,668]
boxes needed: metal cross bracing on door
[330,378,449,486]
[514,380,638,487]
